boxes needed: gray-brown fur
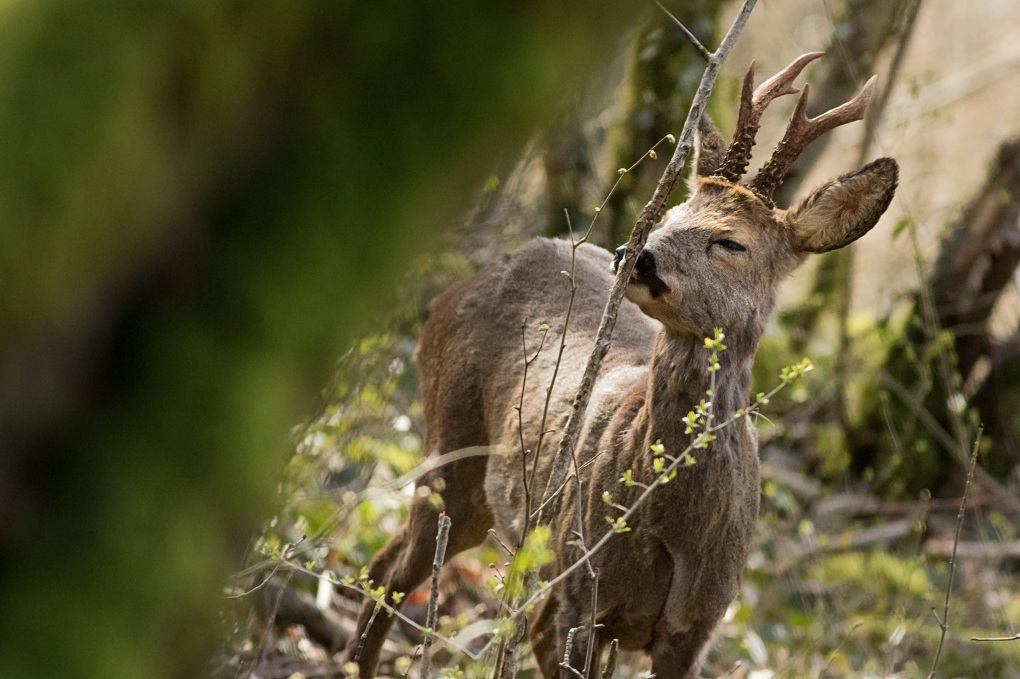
[345,56,898,679]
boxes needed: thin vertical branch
[582,569,600,678]
[420,513,452,679]
[927,426,982,678]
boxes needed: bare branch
[559,627,586,679]
[655,1,710,61]
[928,426,983,679]
[601,639,619,679]
[971,633,1020,643]
[419,513,452,679]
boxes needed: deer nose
[613,245,626,272]
[635,249,656,277]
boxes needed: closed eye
[713,238,747,252]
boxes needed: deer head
[615,53,898,348]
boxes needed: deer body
[346,54,898,678]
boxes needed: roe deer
[345,53,898,678]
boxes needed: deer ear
[785,157,898,253]
[695,114,726,178]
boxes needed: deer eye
[713,238,747,253]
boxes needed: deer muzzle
[614,246,669,299]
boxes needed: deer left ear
[785,157,899,253]
[695,114,727,178]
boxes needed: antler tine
[749,75,878,205]
[715,52,824,182]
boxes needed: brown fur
[345,103,898,679]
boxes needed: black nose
[635,249,656,277]
[613,245,626,271]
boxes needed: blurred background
[3,1,1020,678]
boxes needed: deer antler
[715,52,823,183]
[749,75,877,205]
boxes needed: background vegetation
[4,1,1020,678]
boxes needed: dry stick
[600,639,619,679]
[927,426,983,679]
[405,646,423,679]
[527,146,672,526]
[560,627,583,679]
[517,321,551,549]
[495,4,759,676]
[420,513,452,679]
[582,569,601,679]
[971,633,1020,642]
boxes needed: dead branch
[420,513,452,679]
[928,427,982,679]
[971,632,1020,642]
[600,639,619,679]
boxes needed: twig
[818,621,863,678]
[518,377,792,618]
[971,633,1020,642]
[654,1,710,61]
[927,426,982,679]
[420,513,452,679]
[351,605,380,663]
[560,627,585,679]
[517,318,550,547]
[582,569,601,678]
[600,638,619,679]
[405,646,423,679]
[830,0,923,435]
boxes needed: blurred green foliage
[0,3,636,678]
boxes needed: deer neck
[642,329,755,456]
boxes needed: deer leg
[550,596,607,679]
[648,612,725,679]
[345,454,492,677]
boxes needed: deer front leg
[551,598,607,679]
[649,622,717,679]
[648,553,735,679]
[529,593,561,679]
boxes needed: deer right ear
[785,157,899,253]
